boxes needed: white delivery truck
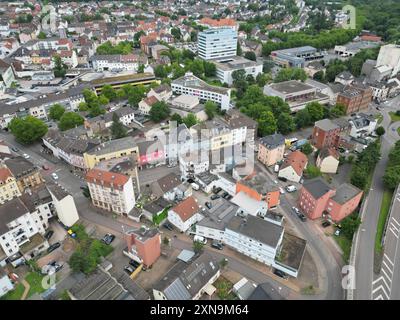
[193,235,207,244]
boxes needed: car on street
[210,194,220,200]
[298,213,307,222]
[163,222,173,231]
[211,240,223,250]
[273,269,288,279]
[11,147,19,152]
[278,176,288,182]
[205,202,212,209]
[124,265,135,275]
[213,187,222,194]
[322,220,331,228]
[129,260,141,268]
[101,233,115,245]
[42,165,49,170]
[279,187,285,194]
[22,153,30,159]
[51,173,59,180]
[44,230,54,240]
[292,206,300,215]
[47,242,61,253]
[286,185,297,193]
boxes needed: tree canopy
[58,112,84,131]
[9,116,48,144]
[149,101,170,122]
[48,104,66,121]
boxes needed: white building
[0,271,13,297]
[86,169,136,216]
[213,56,263,86]
[90,54,146,72]
[172,72,232,110]
[179,150,210,180]
[349,113,378,138]
[231,192,268,218]
[47,183,79,228]
[198,28,237,60]
[0,198,49,260]
[167,196,203,233]
[224,215,284,266]
[376,44,400,77]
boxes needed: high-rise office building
[198,27,237,60]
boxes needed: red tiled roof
[86,169,129,188]
[281,151,308,176]
[199,17,237,27]
[171,196,199,222]
[0,168,13,183]
[143,95,159,106]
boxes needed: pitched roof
[280,151,308,176]
[259,133,285,149]
[86,169,130,188]
[143,95,159,106]
[171,196,199,222]
[0,168,13,183]
[154,172,181,193]
[319,148,339,161]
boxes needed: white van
[286,185,297,193]
[191,183,200,191]
[274,164,279,173]
[193,235,207,244]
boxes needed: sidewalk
[20,279,30,300]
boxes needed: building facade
[198,28,237,60]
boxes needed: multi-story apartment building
[172,72,231,110]
[179,150,209,180]
[336,83,373,115]
[90,54,147,72]
[168,196,203,232]
[258,133,285,167]
[311,119,341,150]
[270,46,323,68]
[86,169,136,216]
[83,136,139,169]
[0,168,21,204]
[198,28,237,60]
[4,157,43,193]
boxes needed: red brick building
[336,83,373,115]
[298,178,363,222]
[311,118,351,150]
[125,227,161,267]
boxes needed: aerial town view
[0,0,400,307]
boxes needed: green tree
[330,103,346,118]
[301,143,314,155]
[111,112,127,139]
[193,241,204,253]
[154,65,168,78]
[171,27,182,40]
[258,111,277,136]
[127,85,146,108]
[58,112,84,131]
[274,67,307,83]
[149,101,170,122]
[203,61,216,77]
[9,116,48,144]
[313,70,325,83]
[244,51,257,61]
[383,165,400,189]
[183,113,198,128]
[48,104,65,121]
[295,109,312,129]
[350,166,368,190]
[205,101,218,119]
[188,59,205,77]
[375,126,386,136]
[170,113,183,125]
[53,54,67,78]
[101,85,117,101]
[305,102,324,122]
[341,214,362,240]
[305,165,322,178]
[277,112,295,134]
[38,31,47,39]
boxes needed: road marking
[389,227,399,239]
[390,222,399,233]
[381,268,392,285]
[391,217,400,228]
[373,294,384,300]
[384,254,394,266]
[382,260,393,275]
[372,284,390,299]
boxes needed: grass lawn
[375,189,394,253]
[389,112,400,123]
[397,127,400,136]
[334,234,352,263]
[25,272,46,298]
[214,277,237,300]
[0,283,25,300]
[375,114,384,124]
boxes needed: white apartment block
[91,55,144,72]
[179,150,210,180]
[172,72,231,110]
[86,169,136,216]
[198,28,237,60]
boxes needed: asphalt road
[352,96,400,300]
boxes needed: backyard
[213,277,237,300]
[1,272,46,300]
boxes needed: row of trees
[96,41,133,55]
[383,141,400,190]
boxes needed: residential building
[138,95,160,115]
[231,191,268,218]
[278,151,308,183]
[0,270,13,298]
[147,84,172,102]
[124,226,161,267]
[213,56,263,86]
[198,17,238,31]
[349,113,378,138]
[153,253,220,300]
[86,169,136,216]
[258,133,285,167]
[0,198,49,260]
[137,140,165,168]
[172,72,231,110]
[179,150,209,180]
[151,172,190,201]
[297,178,363,221]
[311,119,341,150]
[198,28,237,60]
[167,196,203,233]
[4,157,43,192]
[83,136,139,169]
[376,44,400,77]
[90,54,147,72]
[316,148,340,174]
[335,71,355,86]
[224,109,258,147]
[0,168,21,204]
[336,83,373,115]
[47,183,79,227]
[270,46,323,68]
[263,80,330,112]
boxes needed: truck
[290,139,308,151]
[191,182,200,191]
[193,235,207,244]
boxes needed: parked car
[225,194,233,200]
[191,182,200,191]
[193,235,207,244]
[205,202,212,209]
[286,185,297,193]
[335,229,341,236]
[11,147,19,152]
[51,173,58,180]
[47,242,61,253]
[213,187,222,194]
[278,176,288,182]
[221,191,229,198]
[163,222,173,231]
[44,230,54,240]
[101,233,115,245]
[42,165,49,170]
[129,260,141,269]
[211,240,223,250]
[322,221,331,228]
[298,213,307,222]
[22,153,30,159]
[273,269,288,279]
[274,164,280,173]
[279,187,286,194]
[292,207,300,215]
[124,265,135,275]
[210,194,220,200]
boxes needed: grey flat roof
[273,46,317,55]
[331,183,362,204]
[226,215,283,248]
[86,136,137,156]
[259,133,285,149]
[268,80,315,94]
[303,177,333,199]
[197,199,239,231]
[315,119,339,131]
[212,55,262,71]
[277,232,307,272]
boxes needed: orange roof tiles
[281,151,308,176]
[171,196,199,222]
[0,168,13,183]
[86,169,130,188]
